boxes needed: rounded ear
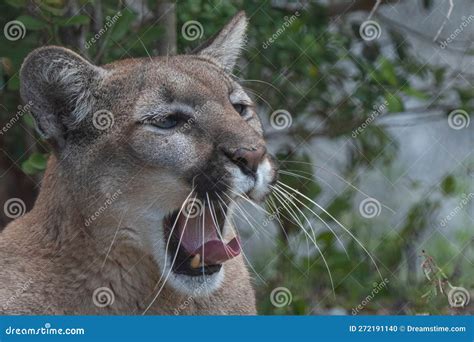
[20,46,104,150]
[194,11,248,73]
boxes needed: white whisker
[216,195,268,285]
[279,169,339,195]
[271,188,335,294]
[273,184,349,259]
[279,161,395,213]
[142,191,195,314]
[278,181,383,281]
[271,187,312,267]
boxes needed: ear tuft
[196,11,248,73]
[20,46,103,148]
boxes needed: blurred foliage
[0,0,472,315]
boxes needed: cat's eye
[154,116,178,129]
[150,116,178,129]
[233,103,246,116]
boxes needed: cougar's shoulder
[0,214,55,314]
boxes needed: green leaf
[7,75,20,91]
[321,192,351,222]
[455,87,474,104]
[21,153,48,175]
[403,87,428,100]
[317,231,335,249]
[30,153,47,170]
[5,0,26,8]
[385,93,404,113]
[21,160,37,175]
[54,15,90,27]
[22,113,35,128]
[16,15,47,30]
[379,58,398,86]
[441,175,456,195]
[36,0,67,16]
[433,67,446,86]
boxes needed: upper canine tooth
[190,254,201,269]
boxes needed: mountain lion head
[20,12,277,296]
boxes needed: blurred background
[0,0,472,315]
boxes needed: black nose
[227,146,266,176]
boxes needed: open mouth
[163,199,241,277]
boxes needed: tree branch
[155,0,177,56]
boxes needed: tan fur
[0,12,273,315]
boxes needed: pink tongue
[175,207,241,265]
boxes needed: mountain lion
[0,11,277,314]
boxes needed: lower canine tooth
[190,254,201,269]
